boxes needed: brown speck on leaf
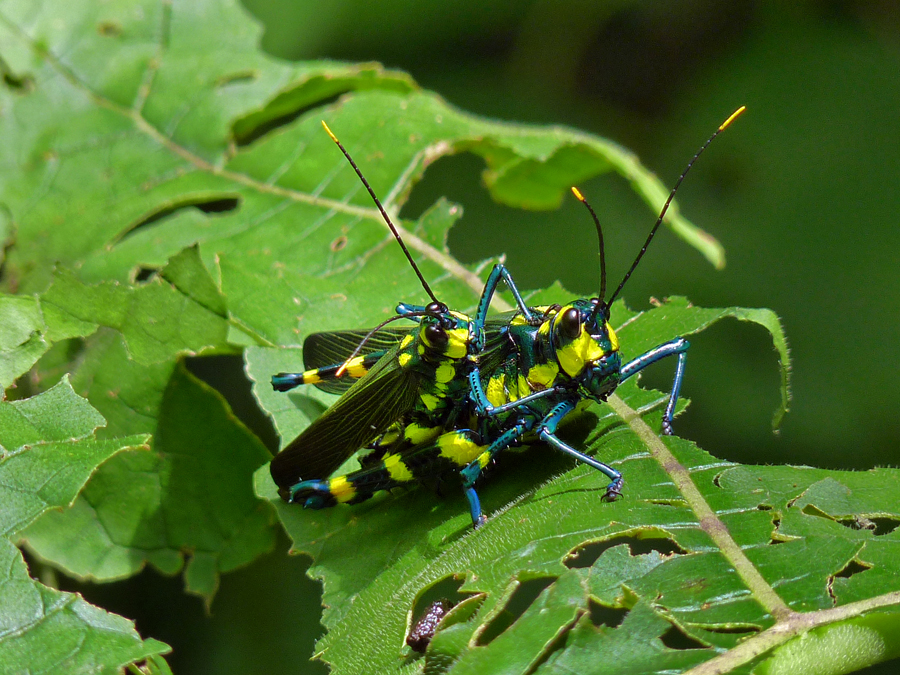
[97,21,122,37]
[330,236,348,252]
[649,297,662,307]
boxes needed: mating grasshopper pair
[270,109,744,527]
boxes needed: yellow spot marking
[477,451,491,469]
[606,322,619,351]
[434,361,456,384]
[405,424,440,444]
[444,328,469,358]
[301,369,322,385]
[557,330,607,377]
[398,352,412,368]
[345,356,368,378]
[400,334,414,349]
[486,374,507,407]
[511,314,528,326]
[380,424,402,446]
[438,432,484,465]
[420,393,441,411]
[528,362,558,388]
[384,454,414,482]
[538,319,551,337]
[328,475,356,503]
[417,344,425,356]
[516,375,531,399]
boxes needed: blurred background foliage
[62,1,900,672]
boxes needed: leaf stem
[606,394,793,620]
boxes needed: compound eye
[558,307,581,340]
[425,301,448,316]
[424,323,448,349]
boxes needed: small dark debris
[407,599,454,653]
[330,235,348,252]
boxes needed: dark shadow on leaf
[186,354,280,453]
[564,534,686,569]
[476,577,556,646]
[117,196,241,245]
[588,600,628,628]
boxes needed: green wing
[270,344,419,488]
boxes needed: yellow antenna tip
[321,120,339,143]
[571,186,585,201]
[719,106,746,131]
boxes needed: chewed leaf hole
[134,266,159,282]
[659,624,709,650]
[564,534,686,569]
[216,70,258,88]
[588,600,628,628]
[836,515,900,536]
[476,577,556,646]
[833,558,872,580]
[701,624,760,635]
[233,88,348,146]
[802,505,900,537]
[120,196,241,243]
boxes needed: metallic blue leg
[468,370,564,417]
[537,400,623,500]
[619,337,690,435]
[459,420,533,527]
[474,264,534,327]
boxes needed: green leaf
[0,539,170,675]
[0,377,148,539]
[0,378,169,674]
[2,2,894,674]
[22,363,274,603]
[1,0,729,614]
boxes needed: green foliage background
[2,1,900,674]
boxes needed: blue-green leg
[619,337,689,435]
[468,372,564,416]
[537,400,623,500]
[460,420,533,527]
[474,264,535,327]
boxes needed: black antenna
[571,187,607,322]
[606,106,745,309]
[322,121,439,305]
